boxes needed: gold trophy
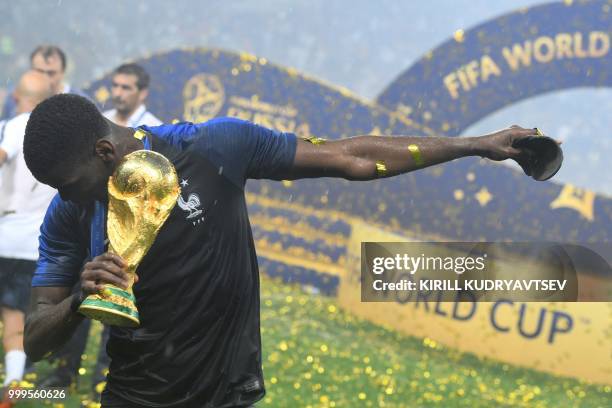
[78,150,180,327]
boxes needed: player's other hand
[475,125,545,162]
[80,252,129,297]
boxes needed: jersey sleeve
[142,118,297,185]
[140,122,202,150]
[31,194,88,287]
[194,117,297,184]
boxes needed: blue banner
[85,47,611,293]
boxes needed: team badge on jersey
[177,179,206,225]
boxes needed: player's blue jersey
[32,118,297,407]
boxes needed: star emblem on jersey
[180,179,189,187]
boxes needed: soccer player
[23,94,539,407]
[43,63,163,395]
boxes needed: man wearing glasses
[1,45,89,121]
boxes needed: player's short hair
[24,94,110,183]
[113,63,151,90]
[30,45,67,71]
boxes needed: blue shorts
[0,257,35,314]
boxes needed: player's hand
[475,125,540,162]
[80,253,129,297]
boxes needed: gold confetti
[302,136,327,145]
[375,161,387,177]
[95,381,107,393]
[454,29,465,42]
[408,144,424,166]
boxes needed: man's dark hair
[30,45,67,71]
[24,94,110,183]
[113,63,151,90]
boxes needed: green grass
[2,276,610,407]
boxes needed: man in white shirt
[102,63,162,127]
[0,71,54,393]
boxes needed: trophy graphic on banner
[78,150,180,327]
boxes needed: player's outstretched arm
[24,253,129,361]
[285,125,538,180]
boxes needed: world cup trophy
[78,150,180,327]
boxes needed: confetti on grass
[1,276,609,407]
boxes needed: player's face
[31,53,64,94]
[111,73,147,115]
[53,161,110,204]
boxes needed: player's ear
[138,88,149,104]
[94,139,116,164]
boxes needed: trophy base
[78,286,140,327]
